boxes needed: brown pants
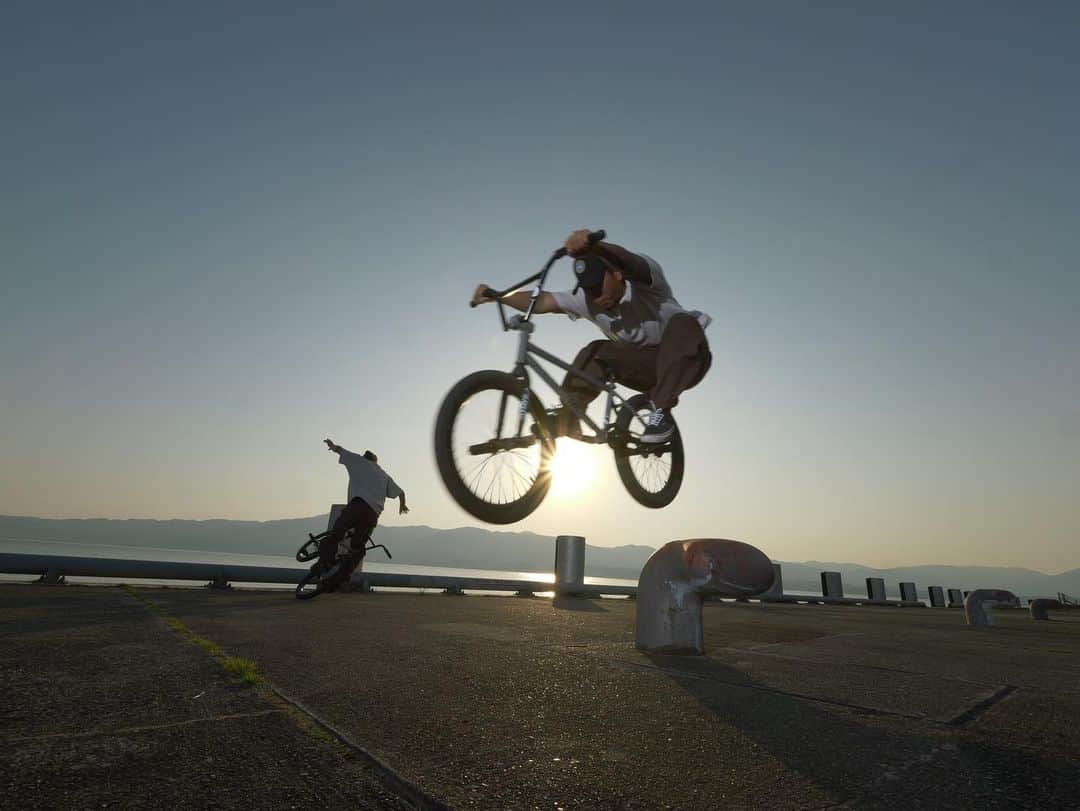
[561,313,711,410]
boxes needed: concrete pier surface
[3,584,1080,809]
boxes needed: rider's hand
[471,284,495,306]
[565,229,594,257]
[400,505,410,515]
[324,438,336,451]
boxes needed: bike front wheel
[434,370,554,524]
[612,394,685,508]
[295,558,347,600]
[295,569,327,600]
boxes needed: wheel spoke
[449,384,545,506]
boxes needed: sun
[547,438,598,499]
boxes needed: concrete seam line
[121,586,448,809]
[121,585,261,684]
[266,684,451,811]
[5,710,280,744]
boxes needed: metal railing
[0,552,636,597]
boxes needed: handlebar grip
[470,287,498,308]
[552,230,605,261]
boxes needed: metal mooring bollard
[964,589,1019,626]
[554,535,586,596]
[635,539,775,655]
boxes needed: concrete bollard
[866,577,886,602]
[947,588,964,607]
[928,586,946,608]
[35,567,65,585]
[964,589,1020,627]
[820,571,844,600]
[899,582,918,602]
[635,539,774,655]
[1029,598,1061,620]
[206,571,232,590]
[554,535,586,596]
[760,564,785,599]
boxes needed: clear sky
[2,2,1077,572]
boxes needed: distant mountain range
[2,514,1077,600]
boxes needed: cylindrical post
[554,535,585,595]
[1029,598,1061,620]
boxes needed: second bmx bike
[294,527,391,600]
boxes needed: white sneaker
[641,404,675,444]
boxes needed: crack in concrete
[266,684,450,811]
[4,709,280,743]
[604,655,935,721]
[558,644,1024,728]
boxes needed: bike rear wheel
[295,556,351,599]
[434,370,554,524]
[612,394,685,508]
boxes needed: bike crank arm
[616,442,674,458]
[467,436,538,455]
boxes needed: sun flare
[547,438,598,499]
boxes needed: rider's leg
[342,512,377,581]
[317,497,375,568]
[560,340,658,425]
[650,314,712,409]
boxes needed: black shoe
[640,404,675,444]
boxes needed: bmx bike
[294,527,391,600]
[434,229,684,525]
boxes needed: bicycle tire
[295,569,326,600]
[434,370,554,524]
[296,537,321,562]
[612,393,685,508]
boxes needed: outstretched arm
[324,438,344,454]
[398,493,409,515]
[470,285,562,313]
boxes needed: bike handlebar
[469,229,606,308]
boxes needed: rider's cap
[572,254,611,295]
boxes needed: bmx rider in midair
[471,229,712,443]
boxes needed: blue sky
[2,2,1077,571]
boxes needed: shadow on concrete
[552,595,608,613]
[641,651,1080,807]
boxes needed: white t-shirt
[338,449,404,515]
[549,254,711,347]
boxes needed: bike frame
[485,250,642,445]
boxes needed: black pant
[317,497,378,568]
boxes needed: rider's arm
[398,493,409,515]
[591,242,652,285]
[324,438,344,454]
[472,286,562,314]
